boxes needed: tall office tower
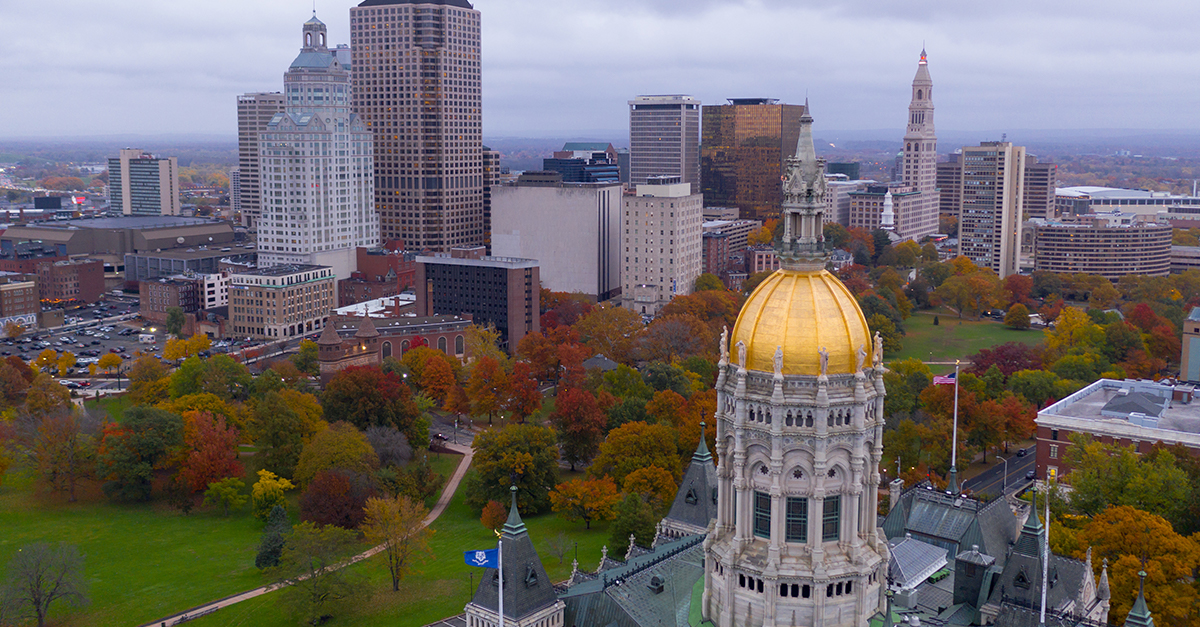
[349,0,484,252]
[107,149,181,216]
[897,49,939,240]
[700,98,803,221]
[621,175,703,316]
[629,95,700,189]
[936,156,962,220]
[236,92,285,228]
[229,167,242,215]
[257,16,378,280]
[958,141,1026,278]
[1023,156,1057,220]
[481,146,500,252]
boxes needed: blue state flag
[464,548,498,568]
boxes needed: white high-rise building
[107,149,181,216]
[621,175,703,316]
[236,92,284,228]
[629,95,701,190]
[258,15,379,280]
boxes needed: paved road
[139,441,477,627]
[961,448,1036,497]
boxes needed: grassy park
[185,463,614,627]
[889,310,1045,370]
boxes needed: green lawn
[889,310,1045,371]
[83,393,132,422]
[187,463,615,627]
[0,472,269,627]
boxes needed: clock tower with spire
[897,48,939,239]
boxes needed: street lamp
[1000,456,1009,494]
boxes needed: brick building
[337,247,417,307]
[229,265,335,339]
[36,259,104,304]
[0,275,40,329]
[139,278,202,325]
[316,312,473,385]
[415,251,539,349]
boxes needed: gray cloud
[1,0,1197,140]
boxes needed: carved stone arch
[805,411,814,428]
[786,410,794,427]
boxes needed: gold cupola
[730,102,874,376]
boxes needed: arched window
[455,335,464,355]
[382,341,392,359]
[400,339,410,354]
[438,337,447,353]
[917,89,923,100]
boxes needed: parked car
[1025,470,1036,480]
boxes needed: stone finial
[773,345,783,377]
[626,534,637,560]
[818,346,829,377]
[856,344,867,373]
[873,331,883,367]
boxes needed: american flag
[933,373,956,385]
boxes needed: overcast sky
[2,0,1198,140]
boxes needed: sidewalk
[139,441,475,627]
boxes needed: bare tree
[364,425,413,468]
[547,531,571,565]
[1,543,88,627]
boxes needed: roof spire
[502,485,527,537]
[693,422,712,463]
[1125,570,1155,627]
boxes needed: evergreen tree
[255,505,291,569]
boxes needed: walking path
[139,441,476,627]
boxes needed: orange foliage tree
[550,477,621,529]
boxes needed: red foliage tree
[966,342,1044,377]
[323,366,419,439]
[480,500,507,531]
[1003,274,1034,307]
[299,469,377,529]
[5,355,35,383]
[1146,324,1182,363]
[552,386,606,471]
[1127,303,1166,333]
[505,361,542,423]
[557,342,588,389]
[178,411,243,493]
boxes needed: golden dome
[731,268,874,376]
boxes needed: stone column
[811,494,825,572]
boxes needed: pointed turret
[354,314,379,338]
[465,487,563,626]
[777,100,827,269]
[1097,557,1110,601]
[317,322,342,346]
[913,47,932,85]
[1012,489,1045,556]
[658,422,719,541]
[881,190,896,230]
[1124,570,1155,627]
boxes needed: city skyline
[2,0,1199,139]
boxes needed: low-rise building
[0,274,40,330]
[316,312,473,384]
[139,277,202,325]
[1031,213,1171,280]
[415,251,539,349]
[1,216,237,258]
[338,247,417,307]
[125,246,255,284]
[37,258,104,304]
[1035,377,1200,481]
[229,265,335,339]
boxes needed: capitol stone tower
[704,103,889,627]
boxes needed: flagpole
[1039,481,1049,626]
[949,359,960,494]
[498,533,504,627]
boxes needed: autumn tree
[504,360,542,423]
[364,425,412,468]
[622,466,677,512]
[965,343,1044,377]
[165,307,185,336]
[251,469,295,521]
[572,306,643,365]
[32,349,57,373]
[551,386,605,470]
[19,409,99,502]
[299,469,377,529]
[96,406,184,502]
[3,321,24,339]
[589,421,682,486]
[177,411,242,493]
[127,356,169,405]
[550,477,621,529]
[276,522,362,625]
[644,389,687,427]
[55,352,76,377]
[291,339,319,376]
[466,356,507,425]
[249,389,327,479]
[480,500,507,531]
[26,374,69,418]
[464,323,507,367]
[97,353,122,379]
[362,495,433,591]
[203,477,247,516]
[1003,303,1031,330]
[1075,506,1200,626]
[420,355,455,404]
[610,493,658,550]
[323,366,423,443]
[867,313,902,354]
[464,423,558,515]
[294,421,379,488]
[0,543,89,627]
[168,355,252,401]
[1065,435,1190,524]
[1002,274,1033,307]
[638,314,713,363]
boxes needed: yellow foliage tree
[252,469,295,521]
[97,353,123,377]
[56,352,76,377]
[34,349,58,373]
[362,495,433,592]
